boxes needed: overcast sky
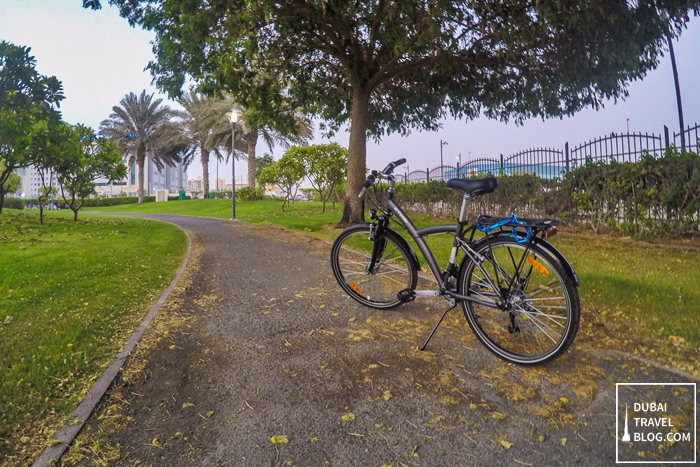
[2,0,699,185]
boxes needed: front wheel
[459,236,580,365]
[330,224,418,309]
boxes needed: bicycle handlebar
[358,159,407,197]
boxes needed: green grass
[0,209,186,453]
[85,198,700,349]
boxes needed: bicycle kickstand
[419,303,456,351]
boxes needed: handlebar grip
[363,172,376,188]
[382,158,407,175]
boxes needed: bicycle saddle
[446,177,498,196]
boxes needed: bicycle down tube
[385,197,503,310]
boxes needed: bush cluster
[369,148,699,237]
[2,197,25,210]
[237,186,265,201]
[566,148,700,236]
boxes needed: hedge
[369,148,699,237]
[2,197,24,210]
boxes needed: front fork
[367,213,389,274]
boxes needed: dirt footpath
[63,215,698,467]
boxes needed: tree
[255,153,274,185]
[161,90,229,198]
[0,161,20,196]
[56,124,127,221]
[257,153,306,211]
[28,120,75,224]
[0,40,63,215]
[290,143,347,213]
[204,97,313,189]
[84,1,700,225]
[99,90,179,203]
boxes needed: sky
[1,0,699,186]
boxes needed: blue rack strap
[476,214,531,244]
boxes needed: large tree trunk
[0,188,5,216]
[339,88,370,227]
[137,147,146,204]
[202,149,210,197]
[246,130,258,189]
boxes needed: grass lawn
[0,209,186,459]
[85,198,700,357]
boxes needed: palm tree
[100,90,179,203]
[160,91,224,198]
[167,92,248,196]
[207,97,314,189]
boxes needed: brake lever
[358,187,367,198]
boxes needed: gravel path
[66,215,697,467]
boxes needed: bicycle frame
[380,186,505,310]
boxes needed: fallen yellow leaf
[182,402,194,408]
[499,439,513,449]
[271,435,289,444]
[341,413,356,422]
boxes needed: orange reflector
[349,281,363,294]
[528,257,549,276]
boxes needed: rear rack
[477,215,559,230]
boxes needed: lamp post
[667,33,685,151]
[227,111,240,219]
[440,140,448,167]
[456,153,462,179]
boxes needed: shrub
[2,197,24,210]
[237,186,265,201]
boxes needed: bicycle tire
[330,224,418,309]
[459,236,580,364]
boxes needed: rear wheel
[459,236,580,364]
[331,225,418,309]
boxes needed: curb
[32,222,193,467]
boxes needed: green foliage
[255,153,274,184]
[236,186,265,201]
[83,0,700,224]
[566,148,700,236]
[100,90,179,203]
[0,161,20,194]
[258,153,306,211]
[54,124,127,221]
[0,40,64,214]
[80,196,155,207]
[2,197,23,210]
[288,143,347,213]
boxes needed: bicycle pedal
[397,289,416,303]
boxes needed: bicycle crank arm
[443,290,502,309]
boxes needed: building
[187,176,203,192]
[94,156,187,197]
[15,166,61,199]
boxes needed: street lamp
[455,153,462,179]
[625,117,630,133]
[226,111,240,219]
[440,140,448,167]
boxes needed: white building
[15,166,61,199]
[94,156,187,197]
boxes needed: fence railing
[403,123,696,183]
[675,123,700,152]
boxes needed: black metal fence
[675,123,700,152]
[403,122,696,183]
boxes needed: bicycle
[330,158,580,365]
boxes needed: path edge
[31,222,193,467]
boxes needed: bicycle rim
[461,238,578,364]
[331,228,415,309]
